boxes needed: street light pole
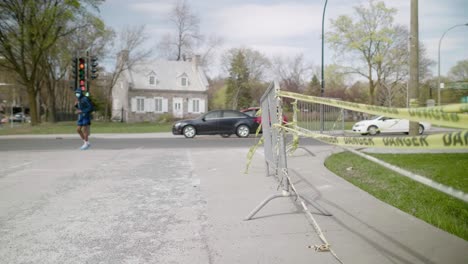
[437,23,468,106]
[320,0,328,133]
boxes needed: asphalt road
[0,134,326,151]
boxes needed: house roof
[127,60,208,92]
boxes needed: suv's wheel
[183,125,196,138]
[236,125,250,138]
[418,124,425,135]
[367,125,379,136]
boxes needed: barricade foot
[244,191,294,221]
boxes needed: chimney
[117,50,129,68]
[192,54,201,69]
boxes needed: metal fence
[245,81,342,262]
[259,81,288,178]
[295,100,345,135]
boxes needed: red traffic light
[79,80,85,86]
[81,86,86,91]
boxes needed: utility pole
[409,0,419,136]
[320,0,328,133]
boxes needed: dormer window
[177,73,189,87]
[148,71,157,86]
[181,77,188,87]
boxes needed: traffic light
[90,56,99,80]
[78,58,86,91]
[71,57,78,89]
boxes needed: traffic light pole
[86,51,90,95]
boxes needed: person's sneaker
[80,143,89,150]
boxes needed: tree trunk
[369,80,375,105]
[26,83,39,125]
[46,81,57,122]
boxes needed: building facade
[112,54,209,122]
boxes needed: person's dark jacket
[77,95,93,119]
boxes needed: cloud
[129,1,173,16]
[211,3,323,42]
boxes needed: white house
[112,52,209,122]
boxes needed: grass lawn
[324,151,468,241]
[0,121,172,135]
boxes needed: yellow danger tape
[278,125,468,149]
[278,91,468,129]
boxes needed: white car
[352,116,431,136]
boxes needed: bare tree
[197,35,224,75]
[157,0,202,61]
[375,26,434,107]
[271,54,311,93]
[104,25,152,119]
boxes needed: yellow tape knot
[308,244,331,252]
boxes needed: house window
[137,98,145,112]
[192,99,200,113]
[155,98,163,112]
[181,77,188,87]
[149,76,155,85]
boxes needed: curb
[0,132,175,139]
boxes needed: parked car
[352,116,431,136]
[0,115,8,124]
[9,112,31,123]
[172,110,257,138]
[240,107,288,128]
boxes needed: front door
[173,97,183,118]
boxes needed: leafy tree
[41,16,109,122]
[207,78,227,110]
[0,0,103,125]
[225,50,251,109]
[328,0,434,106]
[346,81,369,103]
[324,64,348,99]
[328,0,399,105]
[449,60,468,81]
[222,48,270,106]
[221,48,270,82]
[306,75,320,96]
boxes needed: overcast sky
[99,0,468,78]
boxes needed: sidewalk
[193,145,468,263]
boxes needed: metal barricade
[245,81,342,263]
[260,81,287,178]
[245,81,291,220]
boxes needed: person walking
[74,89,93,150]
